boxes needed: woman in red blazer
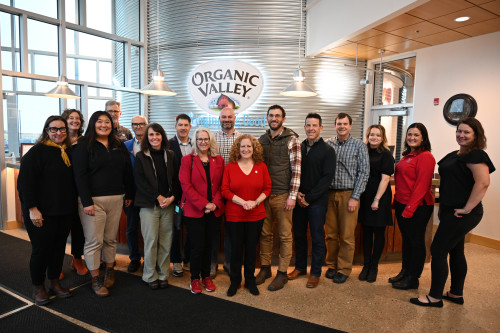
[179,127,224,294]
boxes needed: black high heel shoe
[358,266,369,281]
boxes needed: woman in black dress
[411,117,495,307]
[17,115,77,305]
[358,125,394,283]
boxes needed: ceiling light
[280,0,317,97]
[45,76,80,99]
[140,0,177,96]
[455,16,470,22]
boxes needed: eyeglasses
[132,123,147,127]
[47,127,67,133]
[107,110,120,114]
[196,138,210,142]
[268,114,283,119]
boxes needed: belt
[330,189,353,192]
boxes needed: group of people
[17,101,494,308]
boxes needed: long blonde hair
[193,127,218,157]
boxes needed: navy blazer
[124,138,136,166]
[168,136,183,166]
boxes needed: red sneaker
[202,277,216,292]
[190,279,202,294]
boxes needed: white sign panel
[188,60,264,116]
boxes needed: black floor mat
[0,232,343,333]
[0,289,27,316]
[0,306,91,333]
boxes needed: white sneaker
[172,263,183,277]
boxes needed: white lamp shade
[140,69,177,96]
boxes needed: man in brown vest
[256,105,301,291]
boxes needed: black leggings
[395,201,434,279]
[24,212,73,285]
[362,225,386,267]
[70,214,85,258]
[428,205,483,299]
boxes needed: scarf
[43,139,71,167]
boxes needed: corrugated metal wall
[146,0,366,140]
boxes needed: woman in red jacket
[221,134,272,297]
[391,123,435,290]
[179,127,224,294]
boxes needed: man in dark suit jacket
[168,114,193,277]
[123,115,148,272]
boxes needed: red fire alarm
[434,98,439,106]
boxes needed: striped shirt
[326,135,369,200]
[215,130,242,165]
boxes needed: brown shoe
[91,276,109,297]
[103,267,115,288]
[159,279,169,289]
[287,269,306,280]
[255,265,272,285]
[306,275,320,288]
[50,279,72,298]
[32,285,50,305]
[268,271,288,291]
[72,257,89,275]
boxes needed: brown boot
[104,267,115,288]
[50,279,72,298]
[32,285,50,305]
[255,265,272,285]
[268,270,288,291]
[91,276,109,297]
[72,257,89,275]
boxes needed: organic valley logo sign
[188,60,264,116]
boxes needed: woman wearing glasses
[73,111,134,297]
[18,116,77,305]
[179,128,224,294]
[60,109,88,276]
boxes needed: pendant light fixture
[45,13,80,99]
[45,75,80,99]
[281,0,317,97]
[140,0,176,96]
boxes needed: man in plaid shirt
[213,107,242,278]
[325,113,369,284]
[256,105,301,291]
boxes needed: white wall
[412,31,500,240]
[306,0,424,56]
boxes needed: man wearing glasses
[105,100,133,142]
[213,107,242,279]
[256,105,301,291]
[123,115,148,272]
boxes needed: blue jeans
[292,203,327,277]
[124,204,141,261]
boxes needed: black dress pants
[24,212,73,285]
[228,219,264,285]
[395,201,434,279]
[70,213,85,258]
[185,213,220,280]
[429,205,483,299]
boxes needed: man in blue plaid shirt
[325,113,369,284]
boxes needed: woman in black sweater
[134,123,181,289]
[73,111,133,297]
[18,115,77,305]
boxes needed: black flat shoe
[442,292,464,305]
[410,295,443,308]
[392,276,419,290]
[358,266,369,281]
[227,283,238,297]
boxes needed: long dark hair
[402,122,431,156]
[457,117,486,155]
[61,109,85,135]
[140,123,169,152]
[36,115,72,147]
[83,111,120,151]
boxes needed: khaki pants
[325,190,358,276]
[79,195,124,271]
[140,205,174,283]
[260,193,293,272]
